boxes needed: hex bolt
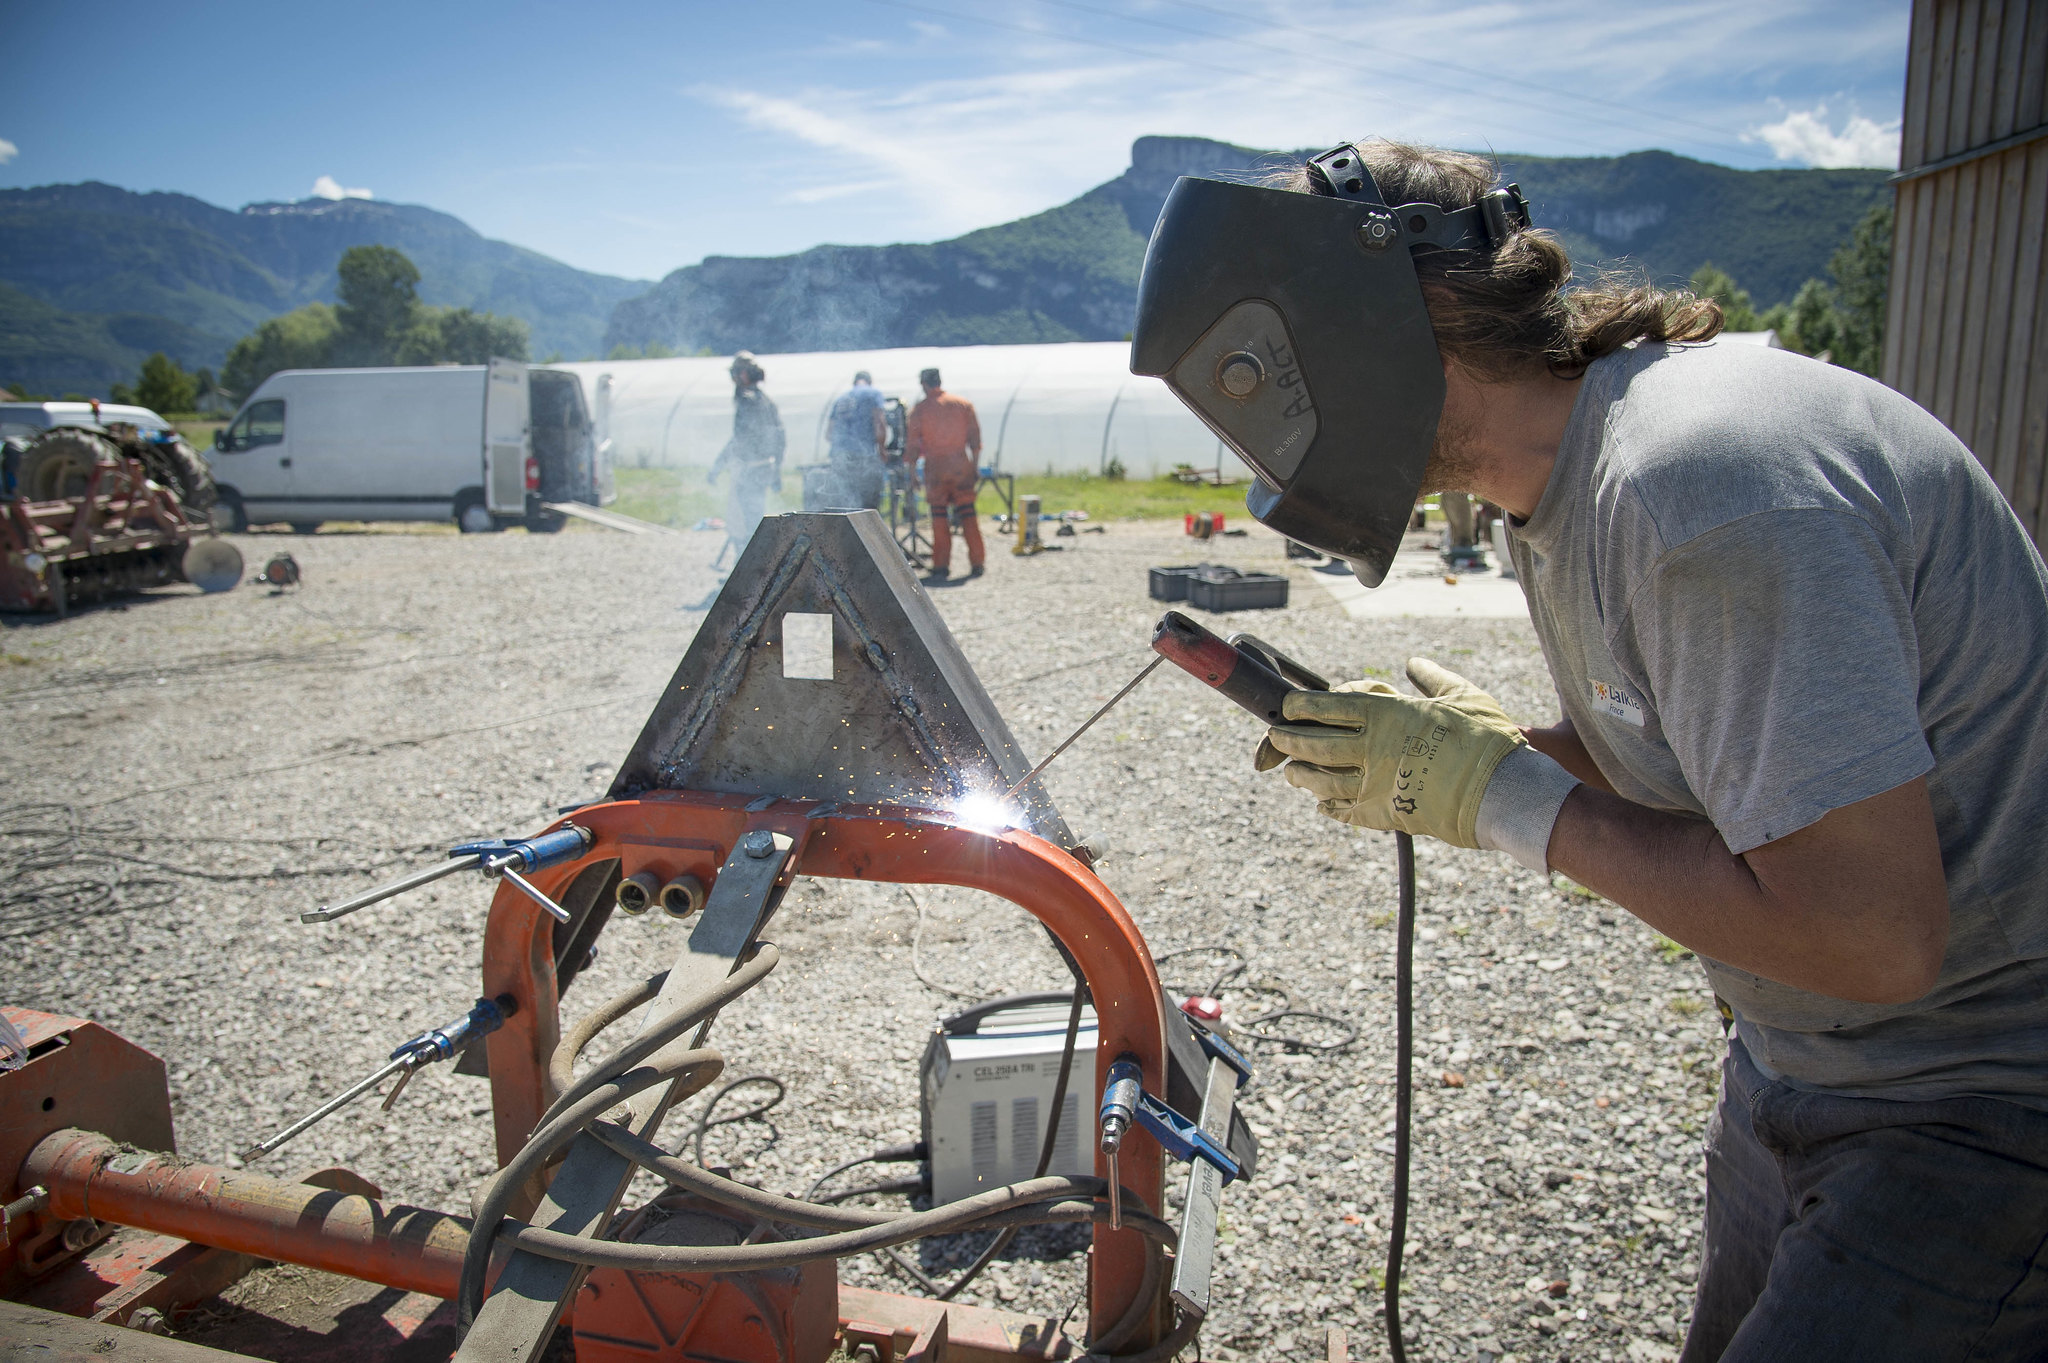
[660,875,707,919]
[616,871,660,915]
[126,1307,168,1335]
[742,830,775,859]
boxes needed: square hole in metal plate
[781,612,835,680]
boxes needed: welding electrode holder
[1151,609,1324,722]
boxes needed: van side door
[483,358,530,516]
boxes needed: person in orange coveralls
[905,366,984,584]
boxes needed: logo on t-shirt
[1590,678,1646,728]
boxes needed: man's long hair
[1277,141,1723,379]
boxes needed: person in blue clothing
[819,370,887,511]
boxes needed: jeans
[1682,1035,2048,1362]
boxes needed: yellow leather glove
[1254,659,1528,847]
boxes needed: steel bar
[301,854,482,924]
[1168,1053,1239,1318]
[239,1056,407,1162]
[492,864,571,923]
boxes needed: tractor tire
[18,429,117,501]
[148,435,218,511]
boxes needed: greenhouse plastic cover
[555,341,1254,480]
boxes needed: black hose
[1386,830,1416,1363]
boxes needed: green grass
[612,466,725,528]
[607,465,1252,527]
[1009,472,1249,521]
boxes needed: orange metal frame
[13,791,1171,1354]
[480,789,1170,1344]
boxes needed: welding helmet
[1130,145,1530,585]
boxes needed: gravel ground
[1,514,1724,1362]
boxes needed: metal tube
[301,853,482,924]
[25,1129,471,1301]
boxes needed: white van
[207,360,612,533]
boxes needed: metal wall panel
[1884,0,2048,549]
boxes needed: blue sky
[3,0,1910,283]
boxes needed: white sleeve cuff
[1476,744,1582,872]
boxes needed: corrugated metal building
[1883,0,2048,549]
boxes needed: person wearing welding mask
[707,350,784,553]
[1133,141,2048,1361]
[906,366,985,584]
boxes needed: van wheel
[212,491,248,533]
[456,497,497,534]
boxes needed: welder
[906,366,985,584]
[708,350,784,553]
[1131,139,2048,1361]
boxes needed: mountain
[0,183,648,395]
[606,136,1891,355]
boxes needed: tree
[1688,264,1762,332]
[221,303,341,398]
[393,306,529,366]
[1827,201,1892,377]
[131,352,198,413]
[334,245,421,365]
[219,246,531,396]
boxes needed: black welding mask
[1130,145,1530,585]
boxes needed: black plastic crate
[1148,563,1228,601]
[1187,568,1288,612]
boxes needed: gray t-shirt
[1509,341,2048,1108]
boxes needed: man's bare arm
[1545,775,1948,1005]
[1522,717,1615,793]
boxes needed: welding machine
[920,993,1099,1205]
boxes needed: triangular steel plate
[611,511,1075,849]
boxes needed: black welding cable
[1386,830,1416,1363]
[688,1074,787,1166]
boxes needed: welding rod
[1002,656,1165,801]
[301,854,483,924]
[240,1055,410,1163]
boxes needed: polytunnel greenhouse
[556,342,1253,481]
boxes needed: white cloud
[311,174,373,200]
[1749,105,1900,168]
[0,138,17,165]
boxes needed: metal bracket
[457,824,801,1363]
[1131,1085,1241,1185]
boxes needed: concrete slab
[1310,543,1529,620]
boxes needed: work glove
[1255,659,1533,850]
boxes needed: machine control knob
[1216,352,1265,399]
